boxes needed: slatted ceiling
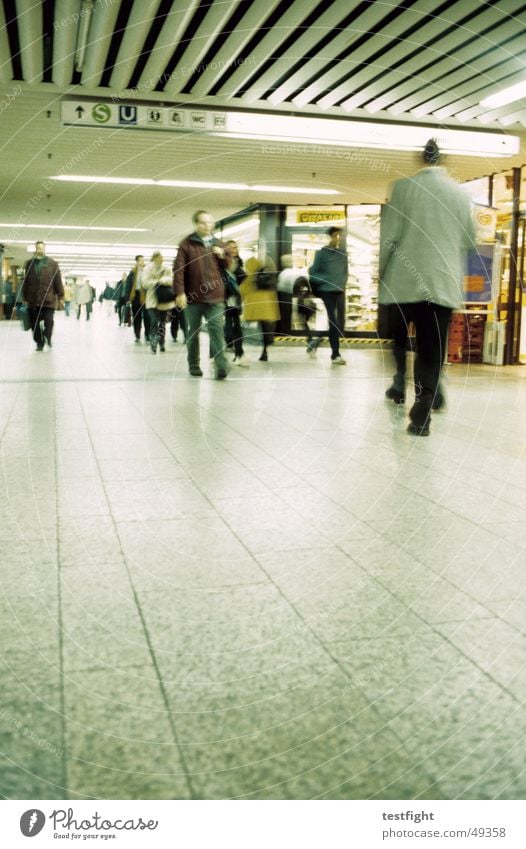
[501,108,526,127]
[243,2,352,105]
[80,0,124,88]
[188,0,282,99]
[132,0,200,95]
[338,0,486,115]
[16,0,42,85]
[386,13,526,117]
[290,2,399,109]
[161,0,244,97]
[210,0,320,98]
[434,47,526,122]
[52,0,80,87]
[109,0,162,92]
[364,5,499,116]
[331,0,471,114]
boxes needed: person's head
[193,210,214,239]
[135,254,144,267]
[422,138,441,166]
[34,241,45,257]
[151,251,163,265]
[225,240,239,257]
[327,227,342,247]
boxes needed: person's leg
[64,301,70,317]
[185,304,203,372]
[223,308,234,349]
[205,303,228,377]
[158,311,166,351]
[170,308,178,341]
[385,303,412,403]
[409,302,451,433]
[259,321,274,360]
[132,295,141,340]
[29,306,44,349]
[43,308,54,346]
[179,308,187,341]
[231,309,244,358]
[147,308,159,352]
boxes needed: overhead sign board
[61,100,227,132]
[60,99,520,157]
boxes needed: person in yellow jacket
[240,255,280,361]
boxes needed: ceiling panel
[0,0,525,279]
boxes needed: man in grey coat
[379,140,475,435]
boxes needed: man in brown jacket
[173,210,230,379]
[22,241,64,351]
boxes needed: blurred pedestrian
[240,255,279,362]
[22,240,64,350]
[308,227,348,364]
[142,251,175,354]
[379,139,475,435]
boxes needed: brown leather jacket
[173,234,230,304]
[22,256,64,308]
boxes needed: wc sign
[119,105,137,125]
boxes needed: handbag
[255,269,276,290]
[154,284,174,304]
[18,303,31,331]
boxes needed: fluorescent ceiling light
[0,223,149,232]
[480,80,526,110]
[22,241,175,257]
[212,112,518,157]
[50,174,339,195]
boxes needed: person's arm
[173,245,187,297]
[53,264,64,299]
[379,181,404,279]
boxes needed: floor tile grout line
[114,384,443,792]
[348,542,526,708]
[73,381,196,800]
[54,386,70,795]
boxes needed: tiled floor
[1,307,525,800]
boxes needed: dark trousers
[170,306,187,341]
[260,321,275,351]
[29,306,54,347]
[132,295,150,340]
[224,307,244,356]
[147,308,167,349]
[276,293,292,334]
[398,301,452,424]
[313,291,345,358]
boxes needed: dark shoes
[407,421,430,437]
[385,386,405,404]
[36,344,44,351]
[259,352,268,362]
[159,345,165,353]
[189,366,203,377]
[216,368,228,380]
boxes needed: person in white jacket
[142,252,175,354]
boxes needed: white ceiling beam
[108,1,161,93]
[15,0,42,84]
[162,0,244,98]
[80,0,123,89]
[189,0,283,99]
[129,0,201,96]
[52,0,82,87]
[212,0,319,99]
